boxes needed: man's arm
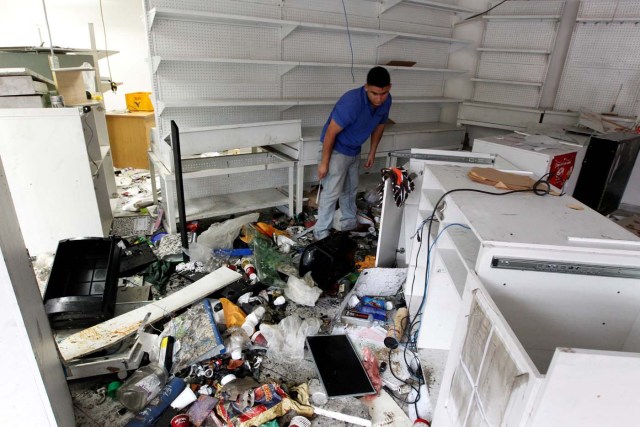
[365,123,385,168]
[318,119,343,180]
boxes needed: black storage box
[299,232,356,290]
[573,133,640,215]
[43,237,122,329]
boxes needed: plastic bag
[361,347,382,400]
[284,272,322,306]
[183,242,213,264]
[259,314,321,361]
[198,213,259,250]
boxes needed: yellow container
[125,92,154,112]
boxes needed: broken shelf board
[57,267,242,361]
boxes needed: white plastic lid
[220,374,237,385]
[385,301,394,311]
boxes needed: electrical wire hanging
[462,0,510,22]
[341,0,356,83]
[41,0,56,61]
[99,0,116,92]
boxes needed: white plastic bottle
[241,306,266,337]
[116,364,168,412]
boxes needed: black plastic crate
[44,237,122,329]
[299,232,356,291]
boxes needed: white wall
[0,0,151,111]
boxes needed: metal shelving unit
[149,120,300,233]
[143,0,472,216]
[469,1,566,109]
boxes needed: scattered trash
[125,377,186,427]
[163,300,226,374]
[307,378,328,406]
[259,314,321,361]
[361,347,382,400]
[378,167,415,207]
[117,364,169,413]
[170,386,197,410]
[284,272,322,306]
[198,213,259,250]
[186,395,218,427]
[220,298,247,328]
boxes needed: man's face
[365,84,391,107]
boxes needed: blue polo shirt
[321,86,392,156]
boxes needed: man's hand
[364,154,375,169]
[318,162,329,180]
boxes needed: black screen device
[306,334,376,398]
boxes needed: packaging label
[135,375,162,400]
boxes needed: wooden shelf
[148,7,471,46]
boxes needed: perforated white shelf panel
[471,1,564,109]
[145,0,465,206]
[477,61,546,83]
[382,2,452,28]
[282,4,379,29]
[283,105,334,128]
[184,168,289,198]
[378,38,451,69]
[282,29,379,64]
[482,21,558,50]
[554,15,640,116]
[379,18,453,38]
[488,0,565,16]
[578,0,640,20]
[151,19,280,59]
[148,0,281,19]
[473,83,541,108]
[159,107,281,140]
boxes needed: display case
[393,162,640,425]
[149,120,300,233]
[0,107,114,255]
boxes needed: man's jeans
[314,151,359,240]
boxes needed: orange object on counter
[219,298,247,328]
[356,255,376,272]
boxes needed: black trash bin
[43,237,122,329]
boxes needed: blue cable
[409,222,470,343]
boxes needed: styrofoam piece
[57,267,242,361]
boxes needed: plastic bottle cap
[385,301,394,310]
[220,374,237,386]
[347,295,360,308]
[231,349,243,360]
[241,324,255,336]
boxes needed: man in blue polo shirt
[314,66,392,241]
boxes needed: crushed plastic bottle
[116,364,168,412]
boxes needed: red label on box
[550,152,577,189]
